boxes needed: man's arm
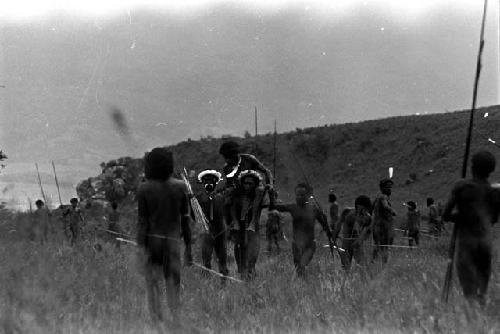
[247,154,274,185]
[137,190,148,247]
[180,187,193,265]
[380,197,396,216]
[315,208,333,238]
[442,186,457,223]
[355,215,372,245]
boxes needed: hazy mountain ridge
[77,105,500,213]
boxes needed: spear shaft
[442,0,488,302]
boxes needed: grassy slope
[170,105,500,214]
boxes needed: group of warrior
[28,141,499,324]
[29,197,120,246]
[135,141,499,324]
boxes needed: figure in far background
[426,197,441,236]
[63,198,84,246]
[31,199,50,244]
[405,201,420,247]
[328,190,339,232]
[106,202,122,248]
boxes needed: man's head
[70,198,78,207]
[379,178,394,196]
[111,202,118,210]
[471,151,496,178]
[219,141,240,166]
[35,199,44,209]
[238,170,261,195]
[328,192,337,203]
[354,195,372,211]
[406,201,417,211]
[295,183,311,206]
[426,197,434,207]
[198,170,222,193]
[144,147,174,181]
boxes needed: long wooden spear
[35,163,47,204]
[441,0,488,302]
[52,161,63,206]
[273,120,277,181]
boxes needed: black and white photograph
[1,0,500,332]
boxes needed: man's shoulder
[167,177,189,193]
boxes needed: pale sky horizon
[0,0,499,201]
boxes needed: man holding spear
[442,151,500,305]
[194,170,229,278]
[269,183,334,277]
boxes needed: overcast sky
[0,0,499,179]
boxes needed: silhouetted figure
[136,148,193,325]
[442,151,500,306]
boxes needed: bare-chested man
[270,183,333,277]
[328,191,339,232]
[266,209,283,255]
[106,202,122,247]
[195,170,229,277]
[427,198,441,236]
[405,201,420,247]
[333,195,372,270]
[442,151,500,305]
[136,147,193,324]
[63,198,84,245]
[372,178,396,263]
[219,141,273,230]
[31,199,50,244]
[229,170,267,279]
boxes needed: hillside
[81,105,500,215]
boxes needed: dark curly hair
[471,151,496,178]
[144,147,174,181]
[219,141,240,158]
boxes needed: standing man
[32,199,50,244]
[229,170,267,279]
[219,141,273,230]
[266,209,283,255]
[195,170,229,278]
[372,179,396,263]
[106,202,122,247]
[328,190,339,233]
[270,183,333,277]
[426,197,441,236]
[333,195,372,270]
[405,201,420,247]
[136,147,193,325]
[442,151,500,305]
[63,198,84,245]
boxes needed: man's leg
[214,234,229,277]
[340,240,353,270]
[237,222,248,277]
[250,186,265,231]
[201,233,214,270]
[292,242,304,276]
[164,242,181,324]
[246,231,260,278]
[144,255,163,323]
[300,241,316,269]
